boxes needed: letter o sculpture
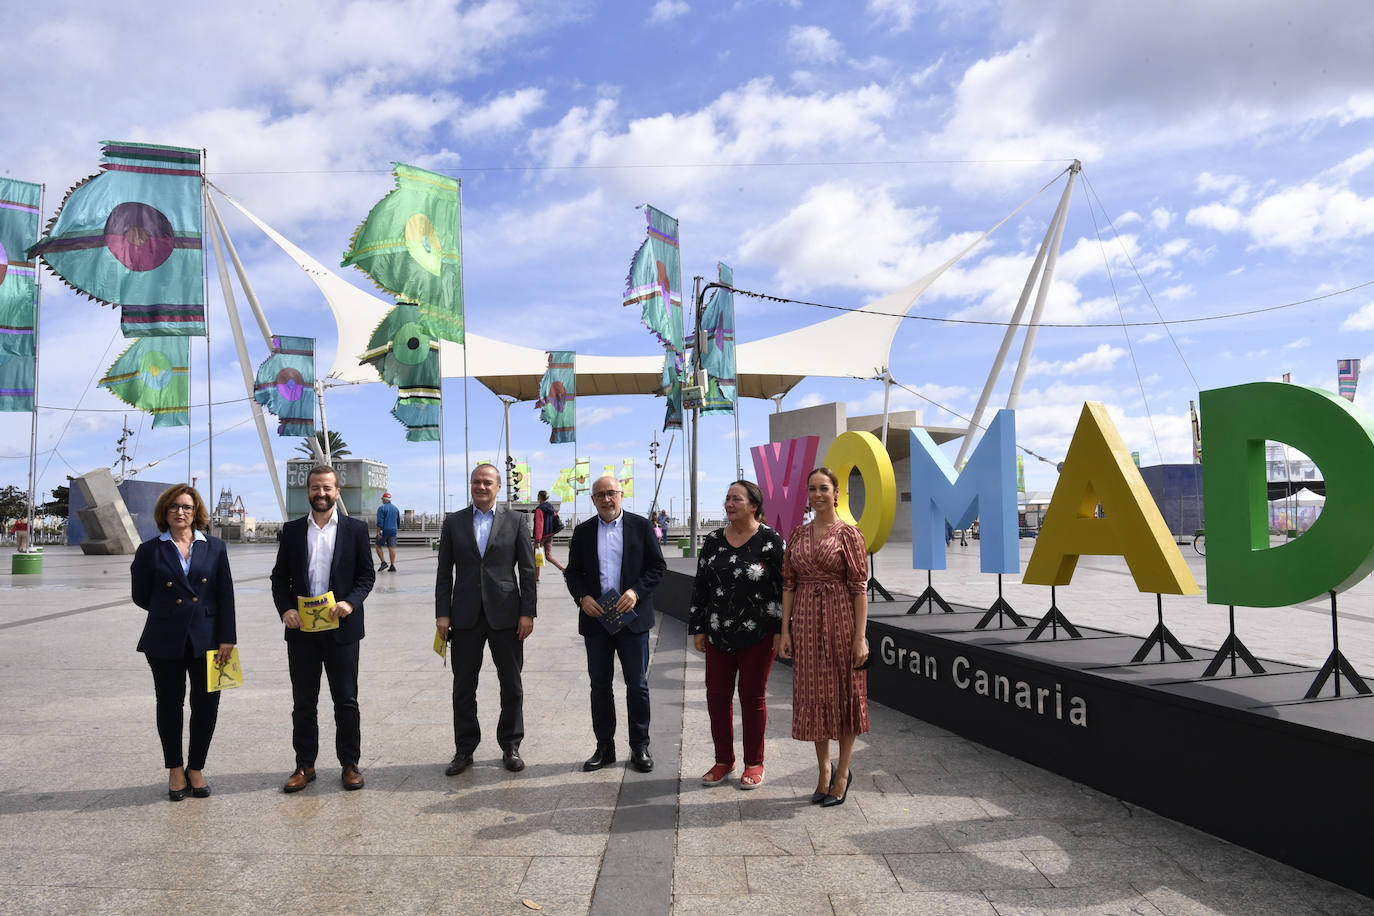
[823,430,896,553]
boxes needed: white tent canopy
[220,189,1006,402]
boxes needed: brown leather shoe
[283,766,316,793]
[342,764,365,790]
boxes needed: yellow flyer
[206,647,244,692]
[297,591,339,632]
[432,627,448,661]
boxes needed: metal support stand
[866,553,893,602]
[1025,586,1081,640]
[1131,593,1193,663]
[975,575,1027,629]
[1305,591,1371,699]
[907,570,953,615]
[1201,605,1264,677]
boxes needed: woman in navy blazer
[130,484,236,801]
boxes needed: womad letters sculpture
[755,386,1373,695]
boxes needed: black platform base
[654,560,1374,898]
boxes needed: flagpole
[198,153,216,535]
[456,179,469,514]
[25,183,45,552]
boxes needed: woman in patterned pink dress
[779,467,870,807]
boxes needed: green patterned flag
[574,457,591,492]
[360,303,441,441]
[30,142,204,337]
[254,335,314,436]
[98,336,190,427]
[698,262,736,416]
[341,163,463,343]
[535,350,576,443]
[1015,454,1025,493]
[622,205,684,430]
[620,458,634,498]
[0,178,41,411]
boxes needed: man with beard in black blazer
[271,464,375,792]
[563,475,666,773]
[436,462,537,775]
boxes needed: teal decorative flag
[98,336,190,427]
[698,262,736,416]
[29,142,204,337]
[254,335,315,436]
[535,350,576,443]
[0,178,41,411]
[341,162,463,343]
[359,303,441,441]
[622,205,684,430]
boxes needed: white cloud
[1150,208,1173,232]
[580,406,633,427]
[1340,300,1374,332]
[456,88,546,135]
[867,0,935,32]
[1186,203,1243,233]
[787,25,842,64]
[738,181,981,292]
[1159,284,1193,302]
[648,1,689,24]
[1037,344,1127,376]
[1283,337,1312,350]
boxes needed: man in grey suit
[435,463,537,774]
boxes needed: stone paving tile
[830,890,998,915]
[676,823,814,857]
[1022,847,1201,889]
[984,885,1166,915]
[672,855,749,895]
[886,850,1052,892]
[937,817,1127,853]
[806,820,951,856]
[745,853,902,894]
[519,855,602,899]
[672,892,837,915]
[1133,878,1372,916]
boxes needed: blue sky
[4,0,1374,522]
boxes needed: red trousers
[704,637,776,767]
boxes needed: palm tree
[296,430,351,461]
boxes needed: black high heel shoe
[821,768,852,807]
[168,768,188,802]
[809,764,832,804]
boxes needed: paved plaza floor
[1,538,1370,914]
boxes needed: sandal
[700,763,734,786]
[739,764,764,790]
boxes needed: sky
[4,0,1374,524]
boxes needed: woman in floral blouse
[688,480,785,789]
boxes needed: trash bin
[12,549,42,575]
[678,537,692,557]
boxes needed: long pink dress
[783,521,870,740]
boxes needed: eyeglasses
[168,504,196,514]
[592,490,622,499]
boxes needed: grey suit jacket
[435,505,537,630]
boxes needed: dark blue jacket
[563,511,666,636]
[270,512,375,645]
[131,534,237,659]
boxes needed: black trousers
[287,636,361,768]
[146,640,221,770]
[584,625,651,751]
[451,614,525,755]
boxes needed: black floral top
[688,524,785,651]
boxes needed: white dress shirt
[306,508,338,597]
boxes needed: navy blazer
[270,512,375,645]
[435,505,537,630]
[131,533,237,659]
[563,511,666,637]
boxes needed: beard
[311,494,335,512]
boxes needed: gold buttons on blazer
[191,597,199,603]
[201,578,208,583]
[166,581,174,588]
[176,599,183,605]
